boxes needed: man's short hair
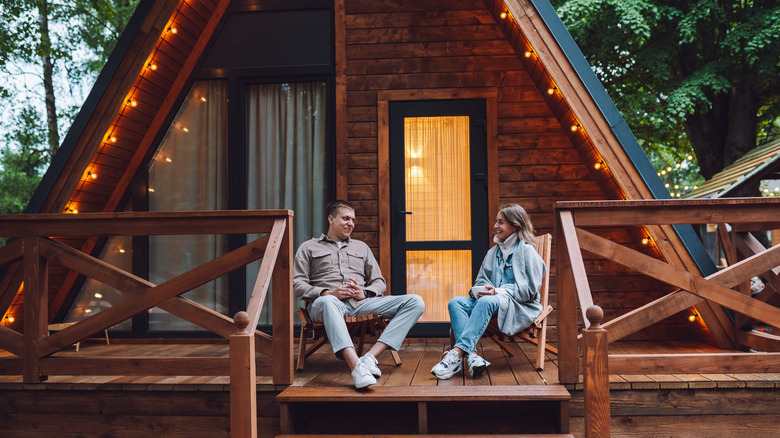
[326,200,355,218]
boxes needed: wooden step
[277,435,575,438]
[277,385,571,435]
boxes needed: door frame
[377,88,499,293]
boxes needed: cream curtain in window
[404,116,472,322]
[245,82,328,324]
[147,80,229,330]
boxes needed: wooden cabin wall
[340,0,708,342]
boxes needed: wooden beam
[0,325,23,357]
[37,237,273,356]
[601,290,703,343]
[559,198,780,227]
[246,219,285,331]
[559,210,594,324]
[39,237,269,357]
[737,330,780,352]
[577,227,780,328]
[0,210,292,237]
[22,237,48,383]
[608,352,780,374]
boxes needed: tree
[555,0,780,180]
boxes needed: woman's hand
[476,285,496,299]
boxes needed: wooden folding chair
[456,233,556,370]
[296,306,402,371]
[485,233,556,370]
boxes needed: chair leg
[488,334,515,356]
[296,327,309,371]
[390,349,402,366]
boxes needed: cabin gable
[2,0,714,343]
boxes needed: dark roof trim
[530,0,716,276]
[25,0,157,214]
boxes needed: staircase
[276,385,572,436]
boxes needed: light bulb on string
[500,11,508,19]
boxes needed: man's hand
[346,277,366,300]
[324,278,366,300]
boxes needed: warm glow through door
[404,116,472,321]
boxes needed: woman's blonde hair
[499,203,536,245]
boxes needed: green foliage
[556,0,780,187]
[0,106,49,215]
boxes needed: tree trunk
[683,82,757,180]
[38,0,59,157]
[723,83,757,168]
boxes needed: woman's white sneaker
[430,350,463,380]
[467,352,491,378]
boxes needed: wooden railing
[556,198,780,437]
[0,210,293,437]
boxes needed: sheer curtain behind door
[245,82,328,324]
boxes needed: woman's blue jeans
[449,295,500,354]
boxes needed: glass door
[389,100,488,332]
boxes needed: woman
[431,204,546,379]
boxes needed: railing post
[556,209,579,383]
[584,305,609,438]
[272,214,294,385]
[230,311,257,438]
[22,237,47,383]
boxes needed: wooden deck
[4,337,777,390]
[2,338,780,437]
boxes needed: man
[294,200,425,388]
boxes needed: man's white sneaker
[359,352,381,378]
[430,350,463,380]
[351,360,377,389]
[467,352,491,378]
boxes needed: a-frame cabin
[2,0,780,436]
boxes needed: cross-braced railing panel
[556,198,780,383]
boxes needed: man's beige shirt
[293,234,386,308]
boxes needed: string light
[594,161,604,170]
[688,314,696,322]
[570,123,579,132]
[6,315,14,323]
[168,26,177,34]
[641,237,651,245]
[148,62,158,71]
[127,99,138,107]
[524,49,534,58]
[87,171,97,180]
[547,86,557,95]
[200,97,207,102]
[500,11,508,19]
[109,135,117,143]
